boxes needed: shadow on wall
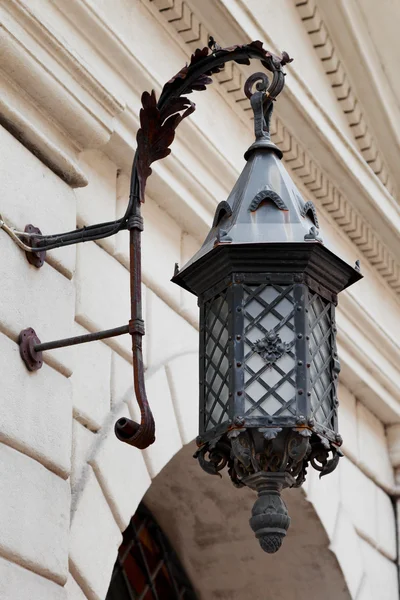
[144,442,351,600]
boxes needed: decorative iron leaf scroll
[135,40,292,202]
[119,40,292,451]
[137,92,194,202]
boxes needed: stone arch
[67,350,199,599]
[144,442,352,600]
[67,350,352,600]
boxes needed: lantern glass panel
[243,284,296,418]
[203,290,231,431]
[308,291,335,429]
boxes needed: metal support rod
[34,324,129,352]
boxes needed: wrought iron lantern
[171,75,362,552]
[8,37,362,554]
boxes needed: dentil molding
[293,0,397,200]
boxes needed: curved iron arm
[114,39,292,449]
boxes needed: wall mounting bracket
[18,324,130,371]
[14,37,291,450]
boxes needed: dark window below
[106,503,198,600]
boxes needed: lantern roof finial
[243,71,283,160]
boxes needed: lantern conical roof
[172,77,362,296]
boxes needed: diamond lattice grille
[243,284,296,418]
[308,292,334,429]
[204,291,230,431]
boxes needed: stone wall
[0,1,399,599]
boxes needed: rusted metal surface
[19,328,43,371]
[114,209,156,449]
[24,224,46,268]
[33,324,130,352]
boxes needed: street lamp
[11,38,362,553]
[171,69,362,552]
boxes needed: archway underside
[144,443,351,600]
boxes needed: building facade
[1,0,400,598]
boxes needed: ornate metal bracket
[114,40,291,449]
[15,38,292,450]
[23,224,46,268]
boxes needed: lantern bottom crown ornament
[247,472,292,553]
[195,425,334,553]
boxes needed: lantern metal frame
[196,271,340,443]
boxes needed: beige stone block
[180,233,200,325]
[0,332,71,477]
[0,556,66,600]
[359,538,399,599]
[355,579,374,600]
[0,124,76,277]
[0,444,70,584]
[146,290,197,371]
[387,423,400,469]
[165,352,199,444]
[71,419,96,492]
[357,402,394,489]
[339,457,377,543]
[141,199,182,306]
[90,405,151,531]
[75,150,117,254]
[139,367,183,479]
[110,352,144,420]
[75,241,131,359]
[65,574,87,600]
[116,194,181,307]
[111,352,133,407]
[70,468,121,600]
[305,461,340,540]
[0,233,75,374]
[330,509,364,598]
[338,383,359,462]
[71,322,111,430]
[375,486,397,560]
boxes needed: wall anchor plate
[24,225,46,268]
[19,328,43,371]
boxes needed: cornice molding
[337,292,400,424]
[293,0,397,200]
[0,0,125,187]
[144,0,400,297]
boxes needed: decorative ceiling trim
[145,0,400,296]
[0,0,125,187]
[293,0,397,200]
